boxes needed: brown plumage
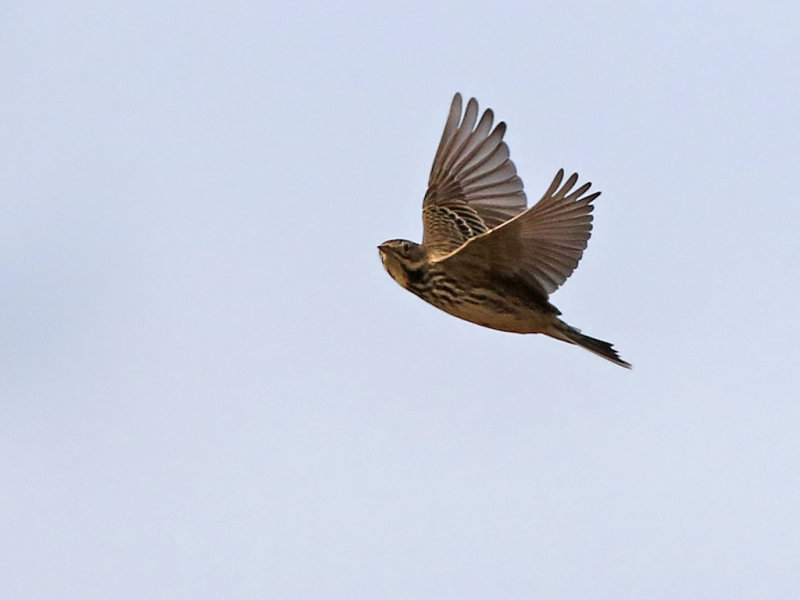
[378,93,630,368]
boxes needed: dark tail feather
[559,327,631,369]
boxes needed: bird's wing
[422,93,527,256]
[434,169,598,296]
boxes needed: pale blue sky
[2,2,799,598]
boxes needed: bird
[378,93,631,368]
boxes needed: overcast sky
[2,1,799,598]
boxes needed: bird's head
[378,239,428,288]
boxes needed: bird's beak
[377,244,389,265]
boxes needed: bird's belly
[433,299,551,334]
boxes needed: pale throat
[381,253,410,288]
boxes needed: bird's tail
[556,322,631,369]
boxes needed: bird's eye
[402,241,411,253]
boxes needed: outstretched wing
[422,93,527,256]
[434,169,598,297]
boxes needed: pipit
[378,93,630,368]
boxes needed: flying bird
[378,93,630,368]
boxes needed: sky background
[2,1,799,598]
